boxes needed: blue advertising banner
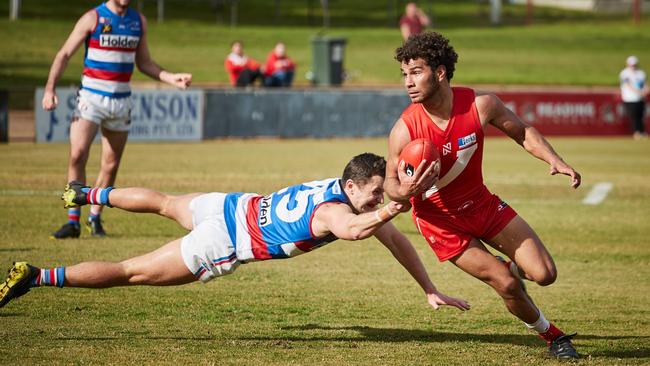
[35,88,203,142]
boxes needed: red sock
[538,322,565,345]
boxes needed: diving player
[1,153,469,313]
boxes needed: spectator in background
[400,2,431,41]
[225,40,263,87]
[620,55,649,140]
[264,42,296,87]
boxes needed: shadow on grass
[0,247,36,252]
[50,323,650,360]
[589,348,650,359]
[0,312,21,317]
[280,324,540,346]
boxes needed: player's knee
[533,269,557,286]
[493,275,523,299]
[527,263,557,286]
[69,149,89,167]
[100,158,122,176]
[158,195,176,218]
[121,261,156,285]
[125,268,159,285]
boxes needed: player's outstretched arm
[477,93,582,189]
[135,15,192,89]
[312,201,408,241]
[42,11,96,110]
[373,223,470,311]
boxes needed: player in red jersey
[384,32,581,360]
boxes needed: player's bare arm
[42,10,96,110]
[476,93,582,189]
[373,223,470,311]
[135,15,192,89]
[311,201,409,241]
[384,119,438,201]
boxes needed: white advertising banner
[35,88,203,142]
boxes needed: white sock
[89,205,102,217]
[524,310,550,333]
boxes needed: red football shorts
[413,194,517,262]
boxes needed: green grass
[1,137,649,364]
[1,0,650,108]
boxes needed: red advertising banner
[489,91,649,136]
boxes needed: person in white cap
[619,55,649,139]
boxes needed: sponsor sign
[457,132,476,149]
[492,91,649,136]
[259,195,273,227]
[35,88,203,142]
[99,34,139,49]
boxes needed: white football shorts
[73,89,133,132]
[181,192,240,283]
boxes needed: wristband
[375,205,398,223]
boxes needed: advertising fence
[494,91,644,136]
[34,88,647,141]
[34,88,203,142]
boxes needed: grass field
[1,137,649,365]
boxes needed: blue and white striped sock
[31,267,65,288]
[82,187,113,206]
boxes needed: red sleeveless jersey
[400,87,491,217]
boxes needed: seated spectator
[263,42,296,87]
[224,40,263,87]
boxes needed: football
[399,138,440,177]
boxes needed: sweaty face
[401,58,439,103]
[349,175,385,213]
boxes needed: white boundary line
[582,182,614,205]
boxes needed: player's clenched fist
[42,90,58,111]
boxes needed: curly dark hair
[342,153,386,184]
[395,32,458,81]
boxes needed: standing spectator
[263,42,296,87]
[43,0,192,239]
[224,40,263,87]
[620,55,649,139]
[400,2,431,41]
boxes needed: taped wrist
[375,205,397,223]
